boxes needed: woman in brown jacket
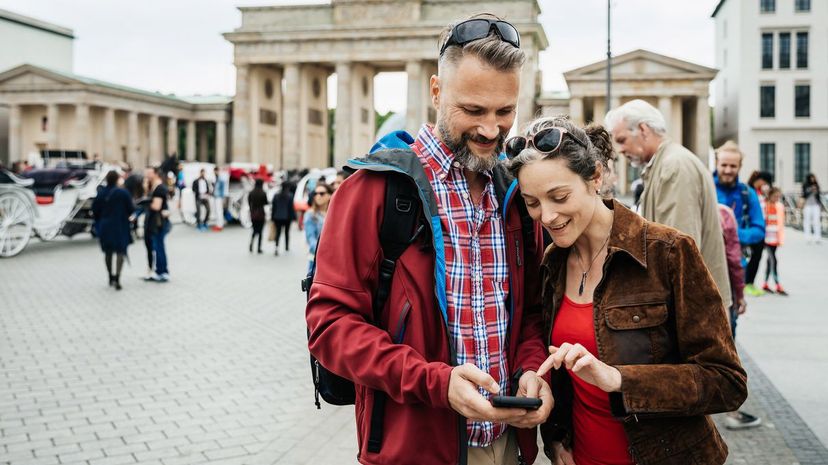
[505,116,747,465]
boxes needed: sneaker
[775,285,788,296]
[744,284,766,297]
[724,411,762,430]
[761,283,774,293]
[146,273,169,283]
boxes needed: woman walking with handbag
[92,170,135,290]
[248,178,268,254]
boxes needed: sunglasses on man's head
[439,18,520,56]
[504,127,588,160]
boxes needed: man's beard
[437,118,506,173]
[626,154,644,169]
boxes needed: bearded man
[306,14,551,465]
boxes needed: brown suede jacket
[539,200,747,465]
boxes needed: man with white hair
[605,99,732,310]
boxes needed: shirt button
[632,315,641,323]
[462,193,469,200]
[453,161,461,168]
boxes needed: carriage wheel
[0,193,34,258]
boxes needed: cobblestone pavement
[1,223,825,465]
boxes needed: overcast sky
[1,0,721,113]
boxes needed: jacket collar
[543,199,648,275]
[606,199,648,269]
[640,138,670,181]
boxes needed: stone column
[232,64,250,162]
[104,108,116,160]
[148,114,160,163]
[593,98,607,124]
[166,117,177,156]
[405,60,425,135]
[569,97,584,125]
[518,50,539,130]
[8,104,21,162]
[334,61,353,167]
[215,120,227,166]
[282,63,301,168]
[198,123,208,162]
[46,103,59,149]
[186,120,196,161]
[695,95,711,163]
[127,111,139,167]
[75,104,90,153]
[658,96,673,137]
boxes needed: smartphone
[490,396,542,410]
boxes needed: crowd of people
[82,155,351,289]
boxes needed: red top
[552,295,634,465]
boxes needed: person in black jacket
[270,182,296,255]
[92,170,135,290]
[192,168,212,231]
[248,178,269,253]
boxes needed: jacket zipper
[394,302,411,343]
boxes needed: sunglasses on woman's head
[439,18,520,56]
[504,127,588,160]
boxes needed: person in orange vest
[762,187,787,295]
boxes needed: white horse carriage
[0,151,111,258]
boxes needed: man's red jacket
[306,144,547,465]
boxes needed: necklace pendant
[578,272,587,296]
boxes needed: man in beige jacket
[605,99,732,310]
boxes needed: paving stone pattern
[0,224,824,464]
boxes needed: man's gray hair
[438,13,525,72]
[604,99,668,135]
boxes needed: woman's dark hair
[747,170,773,188]
[805,173,818,186]
[315,182,334,195]
[254,178,264,190]
[105,170,120,187]
[506,116,613,184]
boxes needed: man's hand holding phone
[447,364,552,428]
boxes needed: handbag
[268,221,277,241]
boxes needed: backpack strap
[739,185,751,229]
[368,171,423,454]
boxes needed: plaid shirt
[412,125,510,448]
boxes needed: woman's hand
[550,442,576,465]
[536,343,622,393]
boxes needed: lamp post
[606,0,612,109]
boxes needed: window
[795,0,811,12]
[795,84,810,117]
[760,85,775,117]
[762,33,774,69]
[796,32,808,68]
[760,143,776,178]
[795,143,810,183]
[778,33,790,69]
[760,0,775,13]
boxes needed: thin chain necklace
[572,213,614,296]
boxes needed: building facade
[0,8,74,164]
[0,65,230,168]
[224,0,548,170]
[713,0,827,192]
[538,49,717,195]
